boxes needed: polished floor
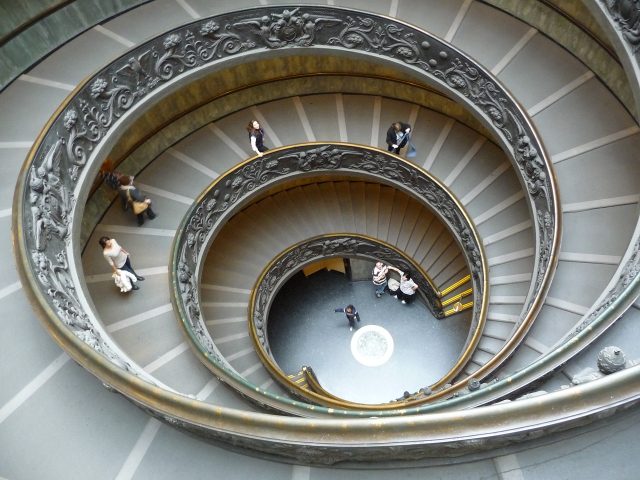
[268,269,470,404]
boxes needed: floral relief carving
[177,258,218,359]
[233,8,341,48]
[28,140,72,252]
[328,16,431,70]
[602,0,640,51]
[175,145,484,376]
[20,6,570,408]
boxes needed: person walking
[247,120,268,157]
[115,173,133,211]
[334,304,361,332]
[119,175,157,226]
[386,121,412,154]
[99,236,144,290]
[372,261,389,298]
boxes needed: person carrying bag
[119,176,157,226]
[126,189,149,215]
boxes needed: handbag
[126,189,149,215]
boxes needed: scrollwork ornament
[570,236,640,338]
[28,140,73,252]
[177,257,217,357]
[152,32,199,80]
[88,76,139,130]
[233,8,341,48]
[602,0,640,52]
[328,16,430,70]
[198,20,254,59]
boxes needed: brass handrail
[246,232,482,409]
[441,288,473,307]
[444,301,474,317]
[438,274,471,297]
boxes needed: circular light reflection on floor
[350,325,394,367]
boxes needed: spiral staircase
[2,1,640,478]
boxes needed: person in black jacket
[386,121,412,154]
[335,304,361,332]
[119,175,157,226]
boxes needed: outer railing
[172,144,488,413]
[17,4,615,456]
[587,2,640,120]
[14,5,560,393]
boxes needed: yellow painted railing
[438,274,471,297]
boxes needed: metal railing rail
[172,146,488,413]
[21,6,636,458]
[245,232,480,408]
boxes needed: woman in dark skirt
[247,120,268,157]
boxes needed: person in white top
[99,236,144,291]
[247,120,268,157]
[388,266,418,304]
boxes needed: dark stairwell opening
[267,262,471,404]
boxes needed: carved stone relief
[20,6,559,380]
[173,145,486,406]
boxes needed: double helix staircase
[2,1,640,478]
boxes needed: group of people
[99,173,156,293]
[335,260,419,332]
[372,262,418,304]
[99,119,413,295]
[246,119,414,156]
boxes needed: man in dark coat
[386,121,412,154]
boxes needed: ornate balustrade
[587,1,640,123]
[172,144,487,413]
[248,233,475,407]
[15,5,559,394]
[24,5,640,458]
